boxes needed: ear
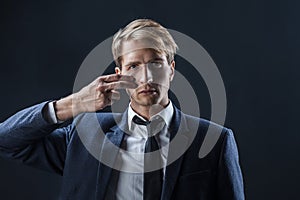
[169,60,175,81]
[115,67,121,74]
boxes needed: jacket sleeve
[0,101,72,175]
[217,129,245,200]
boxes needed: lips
[138,88,157,94]
[137,85,158,95]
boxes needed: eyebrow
[150,57,164,62]
[123,61,141,68]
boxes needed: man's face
[115,40,175,108]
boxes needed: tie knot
[132,115,150,126]
[132,115,166,137]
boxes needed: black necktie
[132,115,163,200]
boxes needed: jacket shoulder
[181,113,233,155]
[182,113,229,134]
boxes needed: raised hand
[54,74,137,121]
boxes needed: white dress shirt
[114,102,173,200]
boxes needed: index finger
[100,74,135,83]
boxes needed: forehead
[120,40,166,64]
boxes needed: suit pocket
[173,170,216,199]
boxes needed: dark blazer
[0,102,244,200]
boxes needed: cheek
[151,70,170,85]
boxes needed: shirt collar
[127,101,174,131]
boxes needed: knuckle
[97,85,106,92]
[96,77,103,83]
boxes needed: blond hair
[112,19,178,67]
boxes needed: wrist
[70,93,85,116]
[55,94,83,121]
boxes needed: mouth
[137,86,158,95]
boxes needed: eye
[128,64,138,70]
[148,61,163,68]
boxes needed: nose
[139,64,153,84]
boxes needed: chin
[132,97,160,107]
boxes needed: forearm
[0,102,60,150]
[0,101,69,174]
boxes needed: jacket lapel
[161,107,190,200]
[95,111,128,200]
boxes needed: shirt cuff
[47,101,64,124]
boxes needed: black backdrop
[0,0,299,199]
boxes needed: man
[0,19,244,199]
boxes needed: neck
[130,100,169,120]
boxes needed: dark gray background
[0,0,299,199]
